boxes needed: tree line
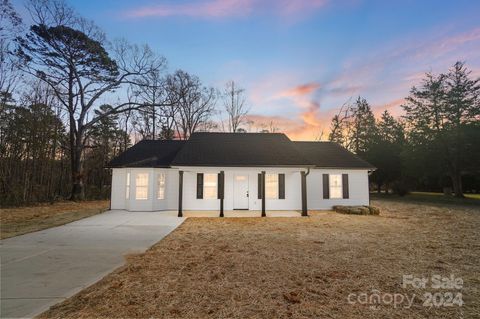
[328,62,480,198]
[1,0,478,206]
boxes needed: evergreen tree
[328,114,345,145]
[402,61,480,197]
[349,97,377,154]
[368,110,404,193]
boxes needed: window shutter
[258,173,262,199]
[278,174,285,199]
[322,174,329,199]
[196,173,203,199]
[342,174,349,199]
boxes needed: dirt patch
[0,200,109,239]
[38,200,479,318]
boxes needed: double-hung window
[203,173,217,199]
[329,174,343,199]
[135,173,149,200]
[157,173,166,200]
[265,174,279,199]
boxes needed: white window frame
[126,172,130,199]
[157,173,166,200]
[329,174,343,199]
[203,173,217,199]
[265,173,278,199]
[135,173,149,200]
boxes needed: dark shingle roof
[107,133,374,169]
[171,132,310,167]
[293,141,376,169]
[107,140,185,168]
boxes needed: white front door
[233,174,249,210]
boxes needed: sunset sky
[15,0,480,140]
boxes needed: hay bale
[333,205,380,215]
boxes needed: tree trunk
[450,172,464,198]
[377,183,381,193]
[70,135,85,201]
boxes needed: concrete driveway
[0,210,185,318]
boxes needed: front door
[233,174,249,210]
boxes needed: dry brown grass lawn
[39,200,479,319]
[0,200,109,239]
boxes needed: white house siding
[110,168,178,211]
[110,168,126,210]
[110,167,370,212]
[307,169,370,209]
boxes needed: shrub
[333,205,380,215]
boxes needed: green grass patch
[371,191,480,207]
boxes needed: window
[329,174,343,199]
[135,173,149,200]
[265,174,278,199]
[204,173,217,199]
[126,172,130,199]
[157,173,166,200]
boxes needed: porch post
[301,171,308,216]
[219,171,225,217]
[178,170,183,217]
[261,171,266,217]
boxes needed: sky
[14,0,480,140]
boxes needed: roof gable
[171,132,310,167]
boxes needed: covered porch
[177,169,309,217]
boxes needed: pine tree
[350,97,377,154]
[402,61,480,197]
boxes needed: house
[107,132,375,216]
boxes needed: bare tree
[258,120,278,133]
[134,57,178,140]
[0,0,23,103]
[166,70,216,139]
[16,0,165,199]
[314,127,325,141]
[117,108,133,151]
[222,80,248,132]
[328,99,354,148]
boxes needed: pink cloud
[278,82,321,97]
[245,106,335,141]
[123,0,329,19]
[411,27,480,61]
[124,0,253,18]
[328,26,480,93]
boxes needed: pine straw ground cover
[39,200,479,319]
[0,200,109,239]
